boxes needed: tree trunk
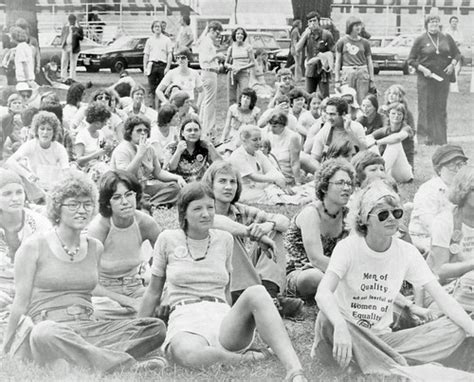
[5,0,38,40]
[292,0,332,27]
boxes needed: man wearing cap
[295,11,334,97]
[334,16,375,105]
[409,144,468,254]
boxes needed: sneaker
[132,356,169,372]
[274,296,304,318]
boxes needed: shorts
[286,269,303,298]
[163,301,255,354]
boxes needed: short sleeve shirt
[336,36,372,67]
[328,235,436,334]
[144,34,172,63]
[165,142,210,182]
[159,67,202,100]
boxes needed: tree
[292,0,332,27]
[5,0,38,40]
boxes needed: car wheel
[85,65,100,73]
[374,68,380,75]
[112,59,127,73]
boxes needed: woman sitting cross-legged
[138,182,307,382]
[110,115,185,208]
[88,170,161,320]
[312,179,474,377]
[2,170,167,372]
[165,117,221,183]
[284,159,354,300]
[368,102,414,183]
[201,161,303,318]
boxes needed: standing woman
[143,20,173,108]
[88,170,161,319]
[225,27,255,107]
[165,117,221,183]
[407,14,460,145]
[138,182,307,382]
[2,170,167,372]
[284,159,353,300]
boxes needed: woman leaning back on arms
[312,179,474,377]
[2,170,167,372]
[138,182,307,382]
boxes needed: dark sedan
[77,35,148,73]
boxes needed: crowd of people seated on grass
[0,11,472,382]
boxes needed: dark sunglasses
[175,55,188,60]
[371,208,404,222]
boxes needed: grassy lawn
[1,69,473,381]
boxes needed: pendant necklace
[186,234,211,261]
[322,200,339,219]
[427,32,440,54]
[55,230,80,261]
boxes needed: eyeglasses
[370,208,404,222]
[135,128,149,134]
[96,95,111,101]
[328,180,353,189]
[110,190,136,203]
[444,160,466,172]
[175,55,188,60]
[61,200,94,212]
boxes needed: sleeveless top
[266,128,299,182]
[28,232,100,319]
[284,202,349,274]
[230,43,251,71]
[100,217,143,279]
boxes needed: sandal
[241,347,274,362]
[284,369,307,382]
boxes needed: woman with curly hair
[165,117,221,183]
[430,166,474,311]
[220,88,260,148]
[2,170,167,372]
[6,111,69,192]
[88,170,161,319]
[111,115,185,207]
[312,179,474,376]
[284,159,354,300]
[74,102,113,169]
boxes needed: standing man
[60,14,84,81]
[334,16,375,105]
[143,20,173,109]
[197,21,223,139]
[288,19,302,82]
[175,15,194,52]
[296,11,334,98]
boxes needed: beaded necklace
[55,230,80,261]
[185,234,211,261]
[322,199,339,219]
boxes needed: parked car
[369,35,395,49]
[371,34,417,75]
[77,35,148,73]
[39,33,100,67]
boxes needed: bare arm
[138,275,166,317]
[430,246,474,283]
[375,130,409,145]
[73,143,105,167]
[289,134,302,185]
[366,55,375,82]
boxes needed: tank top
[284,202,349,274]
[100,217,143,279]
[231,43,251,70]
[266,128,299,181]
[28,232,99,319]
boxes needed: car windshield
[370,39,382,48]
[387,36,414,48]
[261,35,279,50]
[108,37,138,49]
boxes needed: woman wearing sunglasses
[3,170,167,372]
[284,159,354,301]
[155,48,203,105]
[88,170,160,319]
[139,182,307,382]
[312,179,474,376]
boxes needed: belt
[201,68,219,73]
[99,275,143,287]
[32,304,93,324]
[170,296,226,314]
[151,61,166,65]
[342,65,366,70]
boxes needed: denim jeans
[228,70,250,106]
[341,66,370,105]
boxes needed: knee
[30,320,61,348]
[169,341,202,368]
[241,284,271,308]
[298,269,324,295]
